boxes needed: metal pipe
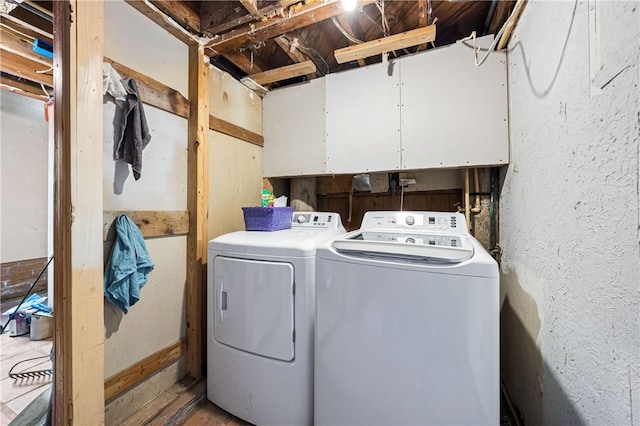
[471,168,482,214]
[464,169,470,230]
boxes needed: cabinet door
[326,62,401,174]
[263,79,326,177]
[400,36,509,169]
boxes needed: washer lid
[332,230,474,263]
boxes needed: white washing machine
[315,211,499,426]
[207,211,345,426]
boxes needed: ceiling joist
[1,26,53,66]
[210,0,377,53]
[247,60,316,85]
[0,49,53,86]
[334,24,436,64]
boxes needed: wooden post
[52,0,105,424]
[186,43,210,380]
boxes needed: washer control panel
[361,211,468,234]
[292,212,343,230]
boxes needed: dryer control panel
[292,212,343,230]
[361,211,468,235]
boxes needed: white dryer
[315,211,499,426]
[207,212,345,426]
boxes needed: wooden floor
[0,332,52,424]
[177,400,250,426]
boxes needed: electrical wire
[456,0,521,67]
[331,17,363,44]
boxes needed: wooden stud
[334,24,436,64]
[0,73,49,101]
[0,49,53,86]
[248,60,316,85]
[52,0,105,424]
[103,210,190,241]
[417,0,429,51]
[186,43,209,381]
[209,115,264,147]
[104,340,185,401]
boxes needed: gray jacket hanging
[114,78,151,180]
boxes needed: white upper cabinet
[262,35,508,177]
[325,62,401,174]
[263,79,327,177]
[400,37,508,169]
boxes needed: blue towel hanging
[104,214,154,313]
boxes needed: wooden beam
[0,26,53,66]
[0,49,53,86]
[239,0,261,17]
[211,0,377,53]
[104,340,185,401]
[2,6,53,39]
[104,57,190,119]
[334,24,436,64]
[124,0,198,45]
[202,0,300,37]
[52,0,105,424]
[488,0,514,36]
[103,210,190,241]
[248,60,316,85]
[186,43,209,381]
[209,115,264,147]
[214,48,268,74]
[0,74,49,101]
[150,0,201,33]
[497,0,527,50]
[0,17,53,44]
[417,0,429,51]
[275,35,308,63]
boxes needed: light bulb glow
[341,0,357,12]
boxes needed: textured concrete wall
[0,91,48,263]
[501,1,639,424]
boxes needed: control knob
[296,215,306,223]
[405,215,415,226]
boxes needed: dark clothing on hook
[114,78,151,180]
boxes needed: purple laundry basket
[241,207,294,231]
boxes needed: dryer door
[213,256,295,361]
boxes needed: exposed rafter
[210,0,377,53]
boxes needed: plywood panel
[263,79,326,177]
[210,67,262,135]
[400,36,509,169]
[326,62,401,174]
[0,91,48,263]
[104,0,188,96]
[208,67,263,238]
[103,103,188,211]
[104,237,187,377]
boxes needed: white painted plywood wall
[500,2,639,425]
[325,62,401,173]
[401,36,508,169]
[262,79,326,177]
[102,1,188,423]
[209,67,263,238]
[0,91,48,263]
